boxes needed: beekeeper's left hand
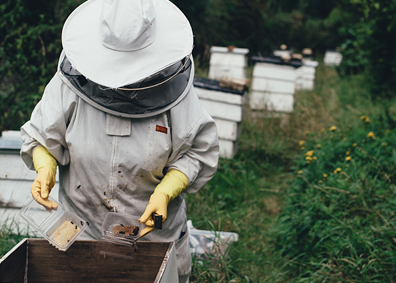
[139,169,189,238]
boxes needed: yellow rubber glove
[31,146,58,210]
[139,169,189,238]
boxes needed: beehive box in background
[194,77,248,159]
[295,60,319,91]
[324,50,342,66]
[302,48,313,61]
[249,55,302,113]
[0,131,59,235]
[208,46,249,80]
[273,48,293,61]
[0,239,178,283]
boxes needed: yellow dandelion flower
[334,168,341,174]
[305,150,314,157]
[301,146,305,150]
[382,142,387,147]
[318,180,323,184]
[313,156,317,160]
[330,126,337,131]
[298,170,303,174]
[323,173,328,178]
[360,115,370,123]
[346,151,350,155]
[367,132,375,139]
[345,156,352,161]
[307,161,311,164]
[305,156,312,161]
[352,143,357,147]
[316,144,321,149]
[299,140,305,146]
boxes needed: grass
[1,57,395,282]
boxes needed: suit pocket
[142,123,172,176]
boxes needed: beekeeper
[20,0,219,281]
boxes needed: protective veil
[20,53,219,282]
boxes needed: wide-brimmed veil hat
[61,0,194,89]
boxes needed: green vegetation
[338,0,396,101]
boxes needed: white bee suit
[20,57,219,282]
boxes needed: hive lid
[19,197,65,231]
[251,55,302,68]
[193,77,246,95]
[0,131,23,153]
[210,46,249,55]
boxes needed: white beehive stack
[249,55,302,113]
[194,77,248,159]
[208,46,249,80]
[324,50,343,66]
[295,60,319,91]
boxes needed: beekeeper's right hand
[31,146,58,210]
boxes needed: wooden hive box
[193,77,248,159]
[295,60,319,91]
[249,55,302,113]
[324,50,342,66]
[208,46,249,80]
[0,239,178,283]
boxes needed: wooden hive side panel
[0,238,27,283]
[26,239,172,283]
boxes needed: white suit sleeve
[167,86,219,193]
[20,73,77,170]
